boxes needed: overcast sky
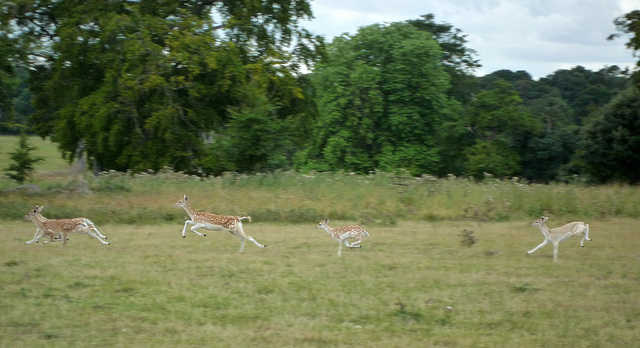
[301,0,639,79]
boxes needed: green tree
[406,14,480,103]
[4,133,44,183]
[11,67,33,128]
[199,80,297,174]
[609,10,640,87]
[538,66,628,124]
[465,141,521,179]
[298,23,454,175]
[475,67,628,182]
[523,125,580,182]
[464,80,541,178]
[579,86,640,184]
[1,0,322,174]
[0,33,18,132]
[519,82,578,182]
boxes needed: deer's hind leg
[236,224,266,249]
[86,220,107,240]
[230,232,248,252]
[580,224,591,247]
[344,239,362,248]
[348,235,365,248]
[84,230,110,245]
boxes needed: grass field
[1,135,639,347]
[1,218,639,347]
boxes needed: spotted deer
[315,219,370,256]
[528,216,591,262]
[24,206,109,246]
[173,195,266,252]
[24,206,63,244]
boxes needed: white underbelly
[200,223,227,231]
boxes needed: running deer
[173,195,266,252]
[24,206,63,244]
[315,219,370,256]
[24,206,109,246]
[528,216,591,262]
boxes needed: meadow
[1,135,639,347]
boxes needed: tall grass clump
[3,169,640,224]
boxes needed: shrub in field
[459,229,476,247]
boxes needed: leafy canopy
[1,0,322,173]
[299,22,455,175]
[580,86,640,184]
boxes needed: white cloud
[302,0,638,79]
[619,0,640,13]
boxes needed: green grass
[1,219,638,347]
[1,135,639,346]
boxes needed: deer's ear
[183,195,188,201]
[325,218,329,223]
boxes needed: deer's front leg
[25,228,43,245]
[43,234,63,244]
[181,220,198,238]
[527,239,548,255]
[189,222,206,237]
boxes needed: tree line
[1,1,639,183]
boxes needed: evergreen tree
[4,133,44,183]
